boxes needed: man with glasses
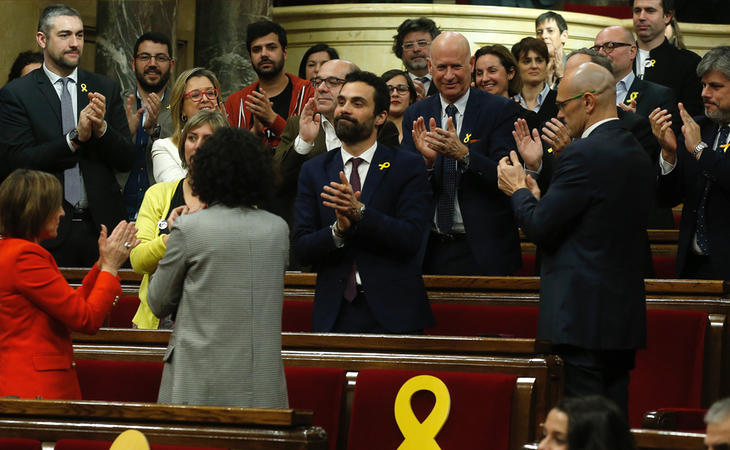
[0,4,133,267]
[632,0,702,116]
[225,20,313,149]
[122,32,174,220]
[498,62,653,416]
[593,26,675,122]
[273,60,398,268]
[391,17,441,100]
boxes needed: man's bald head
[594,26,637,78]
[569,62,616,103]
[558,62,617,137]
[428,31,474,103]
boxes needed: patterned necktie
[60,77,82,207]
[437,103,459,233]
[415,76,429,84]
[696,125,730,255]
[343,157,363,302]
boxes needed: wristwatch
[693,141,708,159]
[68,128,82,147]
[358,204,366,221]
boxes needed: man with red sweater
[225,20,313,148]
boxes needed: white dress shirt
[294,116,340,155]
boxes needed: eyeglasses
[555,89,596,111]
[183,88,220,103]
[312,76,346,89]
[402,40,431,51]
[134,53,172,63]
[589,42,632,54]
[388,84,410,94]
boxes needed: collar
[514,83,551,111]
[439,89,470,117]
[43,63,78,85]
[581,117,619,138]
[409,72,432,81]
[341,141,377,166]
[617,71,635,91]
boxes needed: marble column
[95,0,177,96]
[195,0,272,98]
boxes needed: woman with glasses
[131,110,229,329]
[381,69,417,143]
[151,67,225,183]
[512,37,559,132]
[473,45,521,99]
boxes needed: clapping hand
[97,221,139,276]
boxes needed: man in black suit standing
[0,4,133,266]
[498,62,654,415]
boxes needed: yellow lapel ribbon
[394,375,451,450]
[645,59,656,68]
[547,148,553,153]
[379,162,390,170]
[463,133,472,144]
[166,104,171,109]
[626,91,639,105]
[80,83,88,93]
[721,143,730,153]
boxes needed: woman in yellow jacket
[131,110,229,328]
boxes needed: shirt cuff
[65,132,76,152]
[294,135,315,155]
[331,222,345,248]
[659,153,676,175]
[524,160,542,177]
[99,120,108,137]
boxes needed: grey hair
[697,46,730,80]
[566,48,614,74]
[38,4,82,34]
[705,398,730,424]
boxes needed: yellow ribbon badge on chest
[626,91,638,104]
[721,143,730,153]
[394,375,451,450]
[80,83,88,93]
[644,59,656,68]
[379,162,390,170]
[463,133,472,144]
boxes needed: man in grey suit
[149,128,288,408]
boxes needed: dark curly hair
[246,20,287,53]
[555,396,636,450]
[392,17,441,60]
[7,51,43,84]
[190,128,273,209]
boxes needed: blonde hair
[178,110,230,169]
[169,67,222,146]
[0,169,62,240]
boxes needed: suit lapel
[459,88,479,144]
[34,70,63,125]
[360,144,391,204]
[326,148,345,185]
[76,70,90,119]
[626,78,643,106]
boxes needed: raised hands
[411,116,468,168]
[97,221,139,276]
[125,92,162,137]
[541,118,571,158]
[513,118,542,171]
[497,150,528,197]
[678,103,702,158]
[299,98,321,144]
[245,88,277,127]
[86,92,108,137]
[649,106,677,164]
[163,203,207,244]
[321,170,363,233]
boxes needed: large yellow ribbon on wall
[394,375,451,450]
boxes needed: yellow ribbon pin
[721,143,730,153]
[166,104,171,109]
[647,59,656,68]
[394,375,451,450]
[626,92,638,104]
[463,133,472,144]
[80,83,88,93]
[379,162,390,170]
[547,147,553,153]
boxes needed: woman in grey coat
[148,127,288,408]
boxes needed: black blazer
[657,115,730,279]
[512,120,653,350]
[633,38,702,117]
[401,87,522,275]
[0,68,133,244]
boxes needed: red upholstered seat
[346,369,516,450]
[515,253,536,276]
[563,3,632,18]
[282,300,314,332]
[75,359,164,403]
[652,255,676,278]
[54,441,222,449]
[0,438,40,449]
[107,295,140,328]
[629,310,707,428]
[426,304,538,338]
[285,366,346,450]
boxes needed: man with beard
[293,71,433,334]
[651,46,730,279]
[392,17,441,100]
[225,20,313,148]
[123,32,174,220]
[0,3,133,267]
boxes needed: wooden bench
[72,329,552,447]
[0,398,327,449]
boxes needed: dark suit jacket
[293,143,434,333]
[511,120,653,350]
[521,89,558,133]
[633,38,702,117]
[401,87,522,275]
[626,76,677,120]
[0,68,134,245]
[657,116,730,279]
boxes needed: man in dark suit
[651,46,730,280]
[401,31,521,276]
[0,4,133,266]
[498,62,654,415]
[294,71,433,334]
[392,18,441,100]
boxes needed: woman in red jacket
[0,169,138,399]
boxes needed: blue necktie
[696,125,730,255]
[437,104,458,233]
[343,157,363,302]
[60,77,82,207]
